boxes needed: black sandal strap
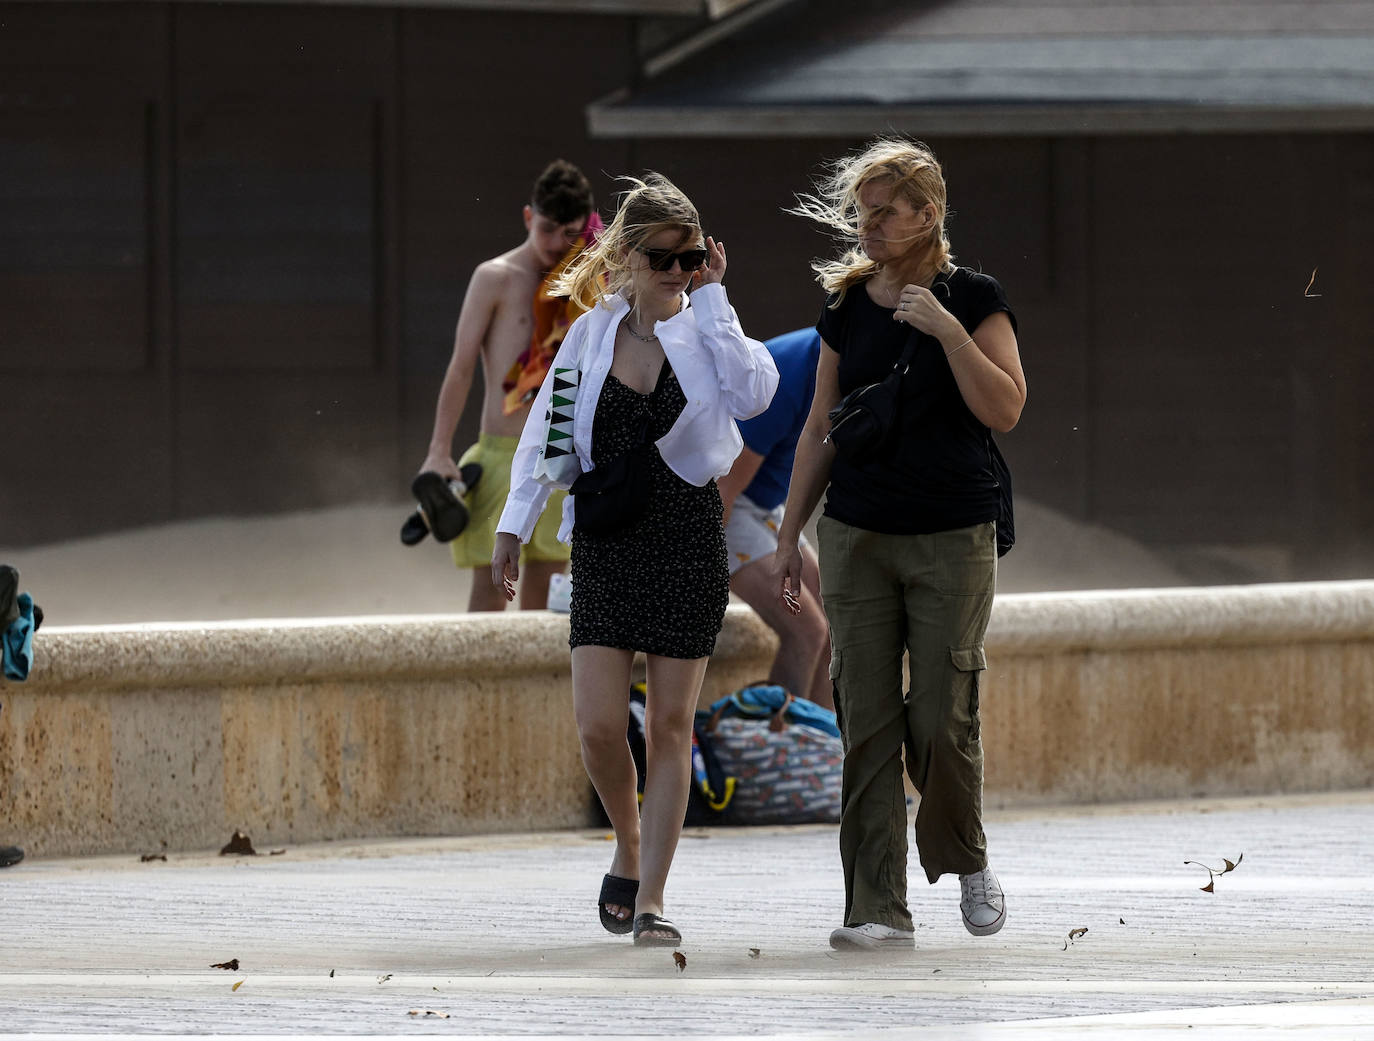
[632,913,682,944]
[599,873,639,906]
[598,874,639,935]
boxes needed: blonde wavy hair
[791,138,954,306]
[553,173,702,312]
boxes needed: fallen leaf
[140,853,166,863]
[329,969,335,978]
[219,831,257,856]
[231,980,244,992]
[269,849,286,856]
[1119,918,1126,925]
[210,959,239,971]
[932,968,942,974]
[673,951,687,972]
[1185,855,1242,892]
[1069,927,1088,941]
[747,948,761,959]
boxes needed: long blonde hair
[791,138,954,305]
[553,173,702,312]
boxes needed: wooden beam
[132,0,705,13]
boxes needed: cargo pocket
[949,645,987,744]
[829,650,846,745]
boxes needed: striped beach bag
[698,684,842,825]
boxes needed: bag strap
[889,272,952,377]
[886,334,921,379]
[703,683,796,734]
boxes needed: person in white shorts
[717,328,832,709]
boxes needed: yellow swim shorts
[449,433,569,569]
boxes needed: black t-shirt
[815,267,1016,536]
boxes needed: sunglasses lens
[641,247,707,271]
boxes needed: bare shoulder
[479,245,538,297]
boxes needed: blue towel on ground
[2,592,35,682]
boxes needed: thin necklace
[873,268,936,307]
[624,316,659,343]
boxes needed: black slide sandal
[632,913,682,947]
[599,873,639,935]
[410,471,469,543]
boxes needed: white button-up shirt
[497,282,779,544]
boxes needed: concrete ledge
[988,580,1374,651]
[0,606,777,857]
[3,585,1373,856]
[31,606,776,691]
[982,581,1374,805]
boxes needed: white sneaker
[959,865,1006,936]
[829,923,916,951]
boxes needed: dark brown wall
[2,4,1372,581]
[0,2,632,538]
[626,132,1374,579]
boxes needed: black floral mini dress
[568,360,730,659]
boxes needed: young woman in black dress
[492,175,778,946]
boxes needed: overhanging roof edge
[587,100,1374,138]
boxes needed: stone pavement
[2,792,1373,1039]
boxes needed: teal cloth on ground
[702,683,841,738]
[2,592,35,682]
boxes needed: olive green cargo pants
[817,517,996,931]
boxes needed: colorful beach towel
[501,211,604,415]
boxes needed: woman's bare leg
[571,645,639,926]
[636,653,710,939]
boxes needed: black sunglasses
[635,245,708,272]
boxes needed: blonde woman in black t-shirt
[775,139,1027,951]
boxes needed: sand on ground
[0,497,1192,626]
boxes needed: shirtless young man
[418,160,597,610]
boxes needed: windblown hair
[790,138,954,306]
[552,173,701,312]
[531,159,595,226]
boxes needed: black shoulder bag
[569,413,654,536]
[823,335,921,458]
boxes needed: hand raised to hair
[694,236,726,288]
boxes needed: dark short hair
[531,159,594,226]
